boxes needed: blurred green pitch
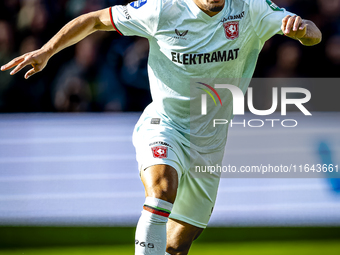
[2,241,340,255]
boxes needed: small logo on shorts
[151,118,160,124]
[151,146,168,159]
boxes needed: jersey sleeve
[248,0,296,42]
[110,0,162,38]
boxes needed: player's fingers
[293,16,302,31]
[299,21,307,30]
[1,56,26,71]
[25,68,36,79]
[285,15,296,34]
[282,15,291,26]
[281,15,291,31]
[9,59,31,75]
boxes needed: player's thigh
[166,218,204,255]
[169,147,224,229]
[141,164,178,204]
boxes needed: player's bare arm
[0,8,114,79]
[282,15,322,46]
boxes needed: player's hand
[1,48,51,79]
[281,15,307,40]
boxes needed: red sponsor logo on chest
[223,21,239,40]
[151,146,168,159]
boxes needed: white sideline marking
[0,136,132,145]
[0,192,143,201]
[0,173,139,182]
[0,146,338,164]
[0,154,136,163]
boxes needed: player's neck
[192,0,225,17]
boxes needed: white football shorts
[132,112,225,229]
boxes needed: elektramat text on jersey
[171,48,240,65]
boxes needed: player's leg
[166,218,204,255]
[135,164,178,255]
[132,114,219,254]
[163,148,225,255]
[137,164,204,255]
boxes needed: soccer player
[1,0,321,254]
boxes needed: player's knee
[145,174,177,203]
[166,239,191,255]
[142,165,178,204]
[151,187,177,204]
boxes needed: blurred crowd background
[0,0,339,113]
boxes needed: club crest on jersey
[223,21,239,40]
[130,0,147,9]
[151,146,168,159]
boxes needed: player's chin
[207,3,224,12]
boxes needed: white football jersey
[111,0,295,152]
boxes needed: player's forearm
[298,20,322,46]
[42,8,114,58]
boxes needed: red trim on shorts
[109,7,123,36]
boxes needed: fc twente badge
[223,21,239,40]
[151,146,168,159]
